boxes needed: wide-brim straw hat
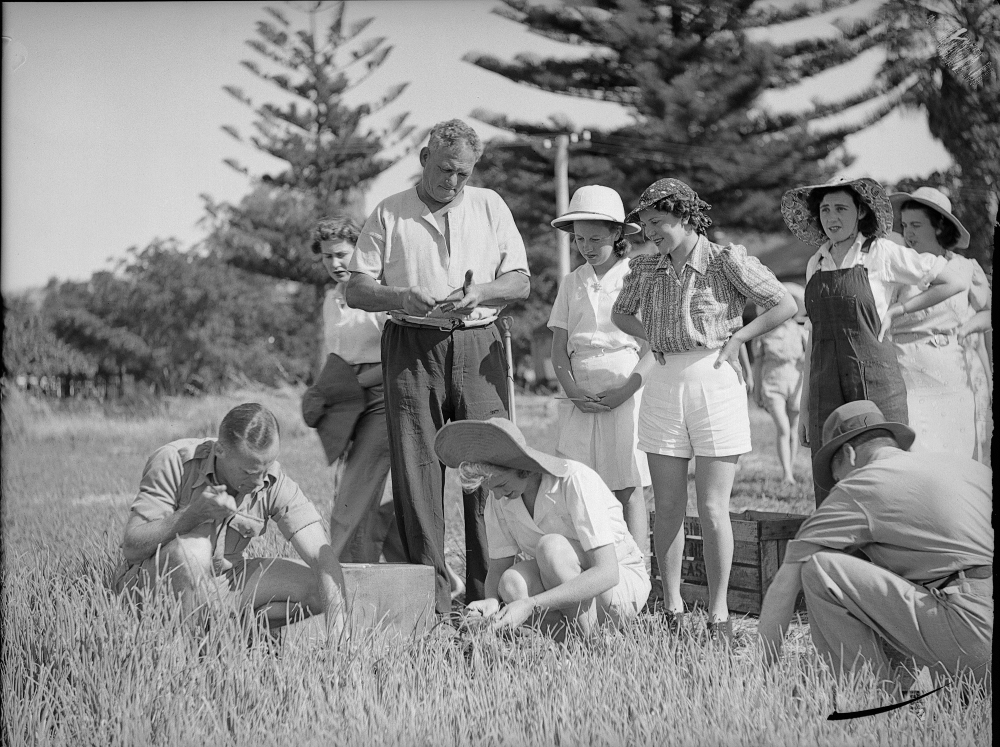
[551,185,641,235]
[435,417,571,477]
[812,400,915,491]
[781,176,894,246]
[888,186,970,250]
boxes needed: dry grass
[1,388,991,746]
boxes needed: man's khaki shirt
[126,438,322,572]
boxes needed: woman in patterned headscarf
[780,177,969,505]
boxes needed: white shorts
[638,349,752,458]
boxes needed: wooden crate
[649,509,808,616]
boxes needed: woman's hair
[311,216,361,255]
[806,187,879,238]
[457,461,530,494]
[219,403,280,452]
[900,200,960,249]
[643,195,712,236]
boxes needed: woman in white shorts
[611,178,796,642]
[434,417,650,638]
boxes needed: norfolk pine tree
[203,2,417,370]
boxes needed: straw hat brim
[551,212,642,235]
[812,420,915,491]
[889,192,971,250]
[434,419,571,477]
[781,177,894,246]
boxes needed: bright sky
[1,0,951,293]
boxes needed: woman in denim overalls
[780,177,968,505]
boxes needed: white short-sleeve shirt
[349,186,529,326]
[805,235,947,323]
[484,461,643,565]
[323,284,385,364]
[547,258,641,357]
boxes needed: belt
[928,565,992,590]
[389,317,494,331]
[892,331,955,347]
[571,347,638,360]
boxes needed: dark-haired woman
[612,178,797,642]
[780,177,969,505]
[889,186,992,465]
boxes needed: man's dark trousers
[382,320,510,614]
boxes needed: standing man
[114,403,348,639]
[346,119,530,614]
[758,400,992,690]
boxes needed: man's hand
[438,270,482,315]
[187,483,238,524]
[401,286,439,317]
[798,410,810,447]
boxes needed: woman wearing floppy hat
[611,178,798,642]
[780,176,969,505]
[434,418,650,637]
[547,185,651,561]
[889,186,992,465]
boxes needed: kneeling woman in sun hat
[434,418,650,636]
[780,176,969,506]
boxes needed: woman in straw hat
[435,418,650,637]
[780,176,969,505]
[611,178,798,643]
[548,185,650,559]
[889,186,992,465]
[751,282,810,485]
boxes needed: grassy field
[1,387,991,746]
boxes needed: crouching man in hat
[113,403,349,639]
[434,418,650,638]
[758,400,992,688]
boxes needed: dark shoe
[663,608,688,636]
[706,618,734,647]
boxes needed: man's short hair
[219,403,280,452]
[833,428,900,475]
[427,119,484,159]
[311,216,361,255]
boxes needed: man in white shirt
[347,119,530,614]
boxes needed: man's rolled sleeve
[720,245,785,311]
[492,196,530,278]
[783,494,871,564]
[129,445,184,523]
[349,208,387,281]
[268,472,323,541]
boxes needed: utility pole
[544,130,590,281]
[554,134,570,279]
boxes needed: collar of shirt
[500,475,558,527]
[416,187,466,232]
[655,234,709,275]
[816,233,867,270]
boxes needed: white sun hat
[889,186,971,250]
[551,185,642,235]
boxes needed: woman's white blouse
[805,235,947,323]
[484,461,642,565]
[548,258,640,357]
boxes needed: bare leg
[693,455,739,622]
[233,557,326,628]
[787,403,801,470]
[497,560,567,638]
[765,394,795,483]
[613,486,650,563]
[645,454,690,614]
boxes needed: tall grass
[2,388,991,746]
